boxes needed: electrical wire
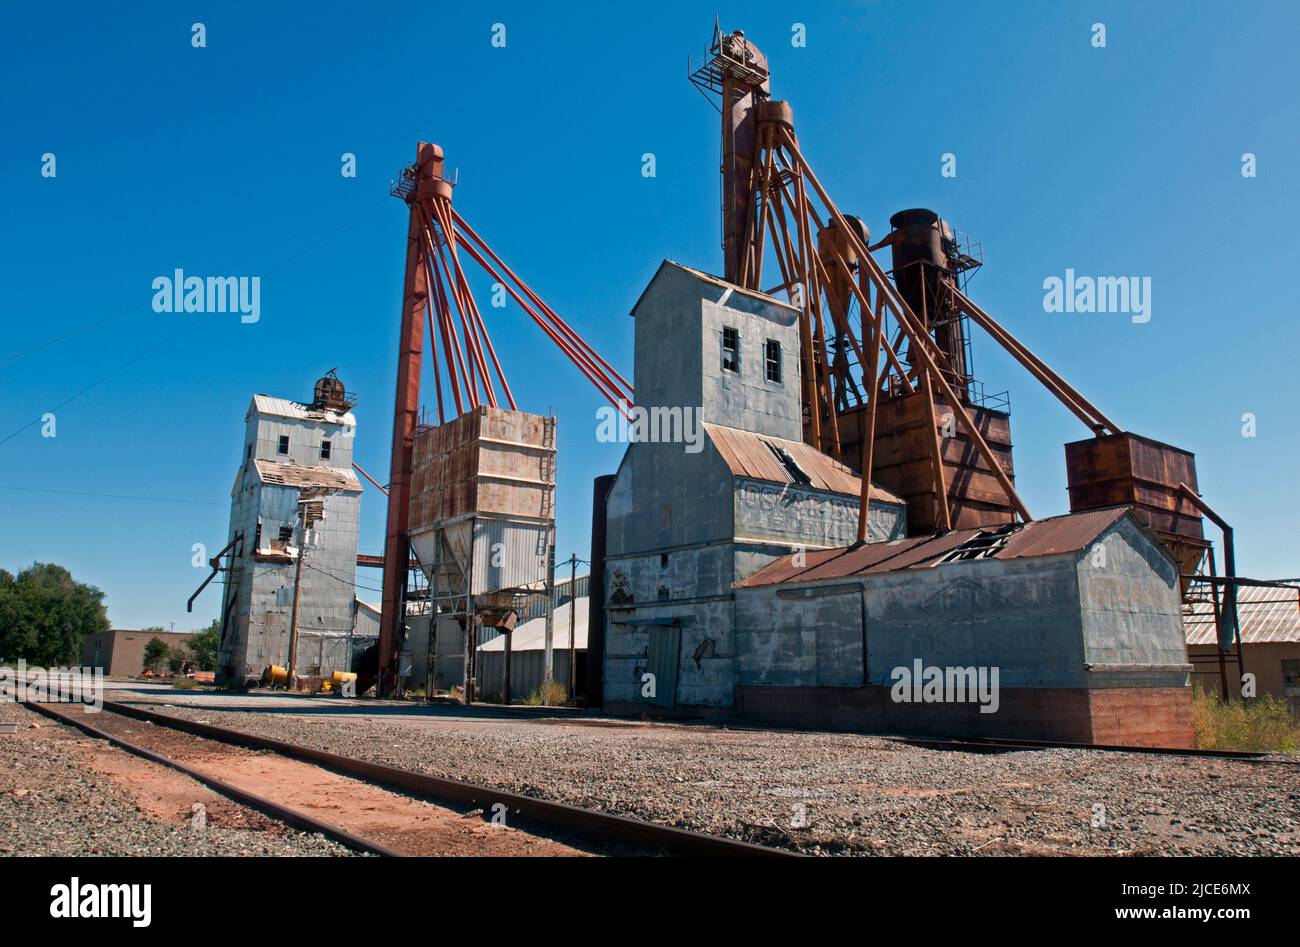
[0,485,225,506]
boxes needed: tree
[142,637,169,674]
[186,619,220,672]
[0,563,109,665]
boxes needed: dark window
[660,552,669,568]
[765,339,782,383]
[721,326,740,373]
[245,444,252,459]
[278,525,293,543]
[277,435,289,455]
[320,440,332,459]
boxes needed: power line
[302,559,383,595]
[0,485,226,506]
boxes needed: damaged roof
[705,423,905,505]
[250,394,356,426]
[253,459,361,493]
[737,506,1133,588]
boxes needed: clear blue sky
[2,1,1297,631]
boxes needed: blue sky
[2,1,1297,631]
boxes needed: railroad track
[26,699,795,858]
[887,734,1299,764]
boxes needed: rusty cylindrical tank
[888,208,948,328]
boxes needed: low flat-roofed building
[81,629,194,676]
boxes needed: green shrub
[170,675,199,690]
[1193,684,1300,753]
[524,679,569,706]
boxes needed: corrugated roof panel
[704,423,904,505]
[1184,584,1300,645]
[737,546,847,587]
[736,510,1140,589]
[997,506,1129,560]
[251,394,356,426]
[863,530,981,573]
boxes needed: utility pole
[286,488,332,691]
[567,553,578,700]
[285,506,307,690]
[543,528,555,687]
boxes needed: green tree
[166,647,188,674]
[142,637,169,674]
[0,563,109,665]
[186,619,220,672]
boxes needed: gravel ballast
[0,699,356,857]
[127,691,1300,856]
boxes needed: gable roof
[737,507,1134,588]
[705,423,904,505]
[629,259,799,319]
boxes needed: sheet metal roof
[251,394,356,426]
[1185,584,1300,645]
[629,259,797,317]
[738,507,1132,588]
[477,599,588,652]
[253,459,361,493]
[705,423,904,505]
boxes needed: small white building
[216,373,370,683]
[475,597,589,702]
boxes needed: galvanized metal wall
[219,402,363,681]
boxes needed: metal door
[644,623,680,708]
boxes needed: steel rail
[63,699,798,858]
[25,700,400,856]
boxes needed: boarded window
[278,525,293,543]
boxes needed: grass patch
[170,675,199,690]
[523,679,569,707]
[1193,684,1300,753]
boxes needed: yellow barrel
[331,671,357,687]
[266,665,288,686]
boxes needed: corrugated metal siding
[1185,584,1300,645]
[470,518,550,595]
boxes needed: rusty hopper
[408,405,556,596]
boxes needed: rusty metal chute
[377,142,632,696]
